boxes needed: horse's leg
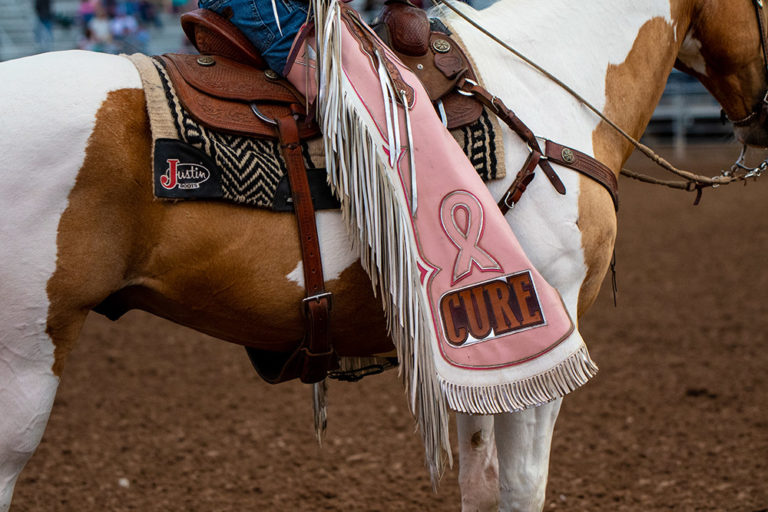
[0,347,58,512]
[0,307,87,512]
[493,399,563,512]
[457,413,499,512]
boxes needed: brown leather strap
[458,78,566,195]
[459,78,619,211]
[276,113,337,383]
[544,140,619,210]
[497,149,540,215]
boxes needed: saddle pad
[127,53,505,210]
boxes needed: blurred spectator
[34,0,54,51]
[104,0,118,17]
[138,0,162,27]
[171,0,193,14]
[86,5,115,52]
[77,0,98,26]
[110,5,139,40]
[111,5,150,53]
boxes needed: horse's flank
[47,87,394,376]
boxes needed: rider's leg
[197,0,308,74]
[456,413,499,512]
[493,399,563,512]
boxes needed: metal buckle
[303,292,333,312]
[436,99,448,127]
[502,190,516,211]
[457,77,478,97]
[535,136,549,159]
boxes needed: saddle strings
[432,0,766,196]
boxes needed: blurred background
[0,0,734,149]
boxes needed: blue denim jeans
[198,0,309,74]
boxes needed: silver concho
[196,55,216,67]
[432,39,451,54]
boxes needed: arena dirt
[11,143,768,511]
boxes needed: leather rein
[436,0,768,205]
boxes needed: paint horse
[0,0,766,510]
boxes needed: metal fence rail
[645,70,731,148]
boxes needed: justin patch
[153,138,222,199]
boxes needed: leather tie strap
[457,78,619,211]
[498,149,541,215]
[276,113,337,383]
[458,78,566,195]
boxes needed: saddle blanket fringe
[125,53,505,211]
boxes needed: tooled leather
[545,140,619,209]
[439,92,483,129]
[164,53,301,103]
[161,54,294,104]
[381,2,430,56]
[434,50,465,78]
[158,55,320,139]
[396,32,471,101]
[181,9,266,69]
[340,5,416,107]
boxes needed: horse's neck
[440,0,683,169]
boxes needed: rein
[435,0,768,203]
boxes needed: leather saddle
[157,3,483,140]
[152,4,485,386]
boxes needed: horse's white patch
[435,0,672,310]
[677,32,708,76]
[286,211,357,286]
[431,1,672,506]
[0,50,141,510]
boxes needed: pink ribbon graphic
[440,191,502,284]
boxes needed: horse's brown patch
[47,88,154,375]
[579,17,679,316]
[47,88,391,376]
[678,0,765,122]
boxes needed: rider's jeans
[197,0,308,74]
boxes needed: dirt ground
[10,143,768,511]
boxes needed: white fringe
[311,0,451,481]
[441,345,598,414]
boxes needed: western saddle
[154,2,491,385]
[156,2,618,385]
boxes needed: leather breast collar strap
[456,77,619,213]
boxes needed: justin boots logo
[440,271,545,347]
[160,159,211,190]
